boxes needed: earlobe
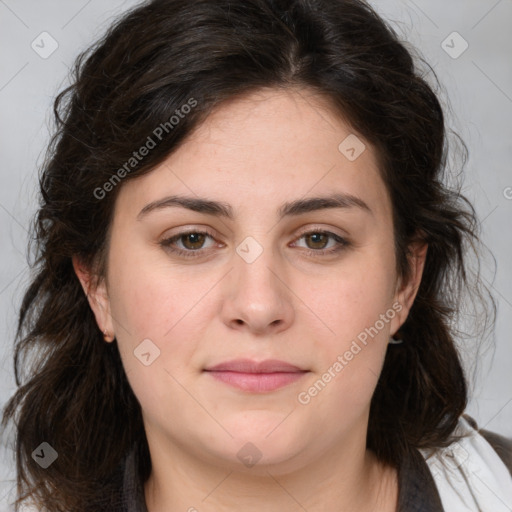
[72,255,114,340]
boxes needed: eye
[159,229,218,258]
[291,230,350,256]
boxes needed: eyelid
[294,224,348,239]
[159,227,220,251]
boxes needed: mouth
[203,358,309,393]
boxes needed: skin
[74,86,427,512]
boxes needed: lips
[204,358,306,373]
[203,359,309,392]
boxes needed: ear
[72,255,114,341]
[389,242,428,336]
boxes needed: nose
[220,242,295,336]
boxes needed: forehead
[114,87,392,224]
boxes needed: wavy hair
[2,0,495,510]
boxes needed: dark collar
[120,445,445,512]
[397,447,444,512]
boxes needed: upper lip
[204,358,307,373]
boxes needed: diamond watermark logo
[236,442,263,468]
[338,134,366,161]
[134,338,161,366]
[32,442,58,469]
[31,32,59,59]
[441,32,469,59]
[236,236,263,264]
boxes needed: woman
[2,0,511,511]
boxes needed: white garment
[420,416,512,512]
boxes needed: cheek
[108,236,197,337]
[297,250,397,407]
[109,281,198,426]
[106,247,203,400]
[305,254,397,343]
[110,269,204,364]
[299,280,393,425]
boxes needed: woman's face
[78,87,425,474]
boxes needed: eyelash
[159,228,350,259]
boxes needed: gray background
[1,0,511,508]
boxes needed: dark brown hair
[2,0,495,510]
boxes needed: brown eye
[159,230,217,258]
[304,232,330,250]
[179,232,207,250]
[292,230,350,257]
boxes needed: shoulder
[419,413,512,512]
[463,413,512,477]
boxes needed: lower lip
[205,370,308,392]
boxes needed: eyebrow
[137,192,372,221]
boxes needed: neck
[143,427,398,512]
